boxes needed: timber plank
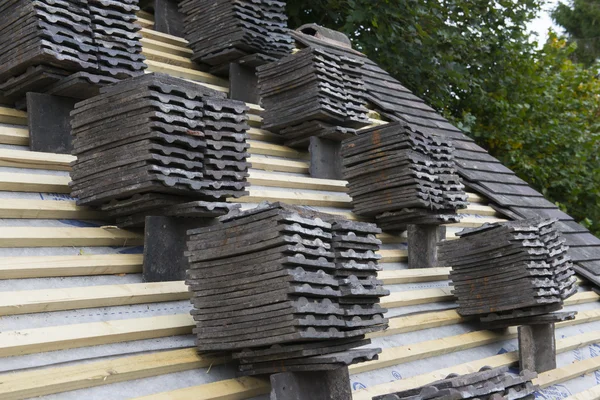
[140,28,189,46]
[564,384,600,400]
[0,314,194,357]
[247,140,309,160]
[142,48,196,69]
[378,268,451,285]
[0,107,27,125]
[0,199,104,219]
[235,189,350,207]
[0,172,70,193]
[247,155,309,173]
[0,281,189,315]
[141,37,193,57]
[247,171,347,192]
[0,227,143,247]
[0,125,29,145]
[381,287,455,308]
[0,254,143,279]
[145,60,229,90]
[0,148,74,170]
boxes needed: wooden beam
[0,348,229,400]
[145,60,229,91]
[141,37,193,57]
[142,48,197,69]
[0,107,27,125]
[136,16,154,29]
[448,216,507,228]
[0,227,143,247]
[353,330,600,400]
[247,128,282,143]
[377,232,406,244]
[378,249,408,263]
[0,314,194,357]
[140,28,188,46]
[133,377,270,400]
[236,189,351,208]
[247,156,309,173]
[137,11,155,22]
[536,355,600,389]
[0,254,143,279]
[248,140,309,160]
[0,148,74,170]
[0,172,70,193]
[378,268,451,285]
[457,204,499,217]
[247,171,347,192]
[0,125,29,145]
[381,287,455,308]
[369,310,467,339]
[564,384,600,400]
[0,281,189,316]
[0,199,104,220]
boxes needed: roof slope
[292,30,600,284]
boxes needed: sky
[527,0,562,44]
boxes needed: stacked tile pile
[185,202,388,375]
[257,47,370,147]
[69,73,249,228]
[0,0,145,103]
[179,0,294,71]
[88,0,146,79]
[341,121,468,229]
[438,219,578,321]
[372,366,538,400]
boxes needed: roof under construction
[0,7,599,400]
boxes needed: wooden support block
[229,63,259,104]
[247,156,309,173]
[247,171,347,192]
[145,60,229,90]
[0,281,189,315]
[0,107,27,125]
[0,254,143,279]
[308,137,343,180]
[0,314,194,357]
[26,93,76,154]
[141,37,193,57]
[153,0,184,37]
[248,140,309,160]
[0,125,29,145]
[518,323,556,373]
[0,173,70,193]
[407,225,445,269]
[0,199,103,219]
[0,348,228,400]
[377,268,451,285]
[0,227,143,247]
[0,148,74,170]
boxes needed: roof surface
[0,10,599,400]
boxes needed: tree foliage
[552,0,600,66]
[287,1,600,236]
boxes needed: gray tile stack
[372,366,538,400]
[185,202,388,375]
[341,121,468,229]
[179,0,294,71]
[438,219,578,322]
[0,0,146,103]
[69,73,248,228]
[257,47,370,147]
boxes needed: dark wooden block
[26,92,77,154]
[309,136,343,180]
[154,0,184,37]
[270,366,352,400]
[229,62,259,103]
[408,224,446,269]
[518,322,556,373]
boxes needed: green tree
[552,0,600,66]
[287,1,600,235]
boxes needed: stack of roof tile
[341,121,468,229]
[438,219,578,321]
[185,202,388,374]
[179,0,294,71]
[372,366,538,400]
[257,47,370,147]
[0,0,145,104]
[88,0,146,79]
[69,73,249,228]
